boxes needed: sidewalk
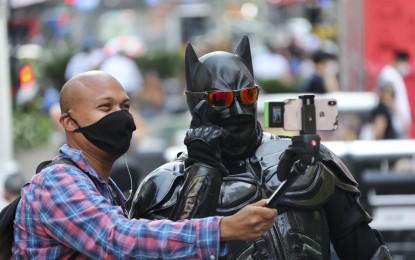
[0,135,61,210]
[14,137,62,181]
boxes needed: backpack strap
[0,193,22,259]
[36,160,53,173]
[36,158,81,174]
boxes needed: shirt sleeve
[38,165,227,259]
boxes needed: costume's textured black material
[130,36,391,259]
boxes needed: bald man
[12,71,277,259]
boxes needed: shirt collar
[57,144,127,204]
[57,144,101,181]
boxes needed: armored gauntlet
[170,101,229,220]
[184,100,229,175]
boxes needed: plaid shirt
[13,144,227,259]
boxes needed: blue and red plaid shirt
[13,144,227,259]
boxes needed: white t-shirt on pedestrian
[99,53,144,98]
[378,65,412,138]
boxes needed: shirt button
[210,255,215,259]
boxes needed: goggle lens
[208,91,234,108]
[186,86,259,108]
[240,87,259,105]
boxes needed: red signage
[365,0,415,137]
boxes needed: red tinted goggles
[185,86,259,108]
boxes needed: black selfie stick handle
[266,161,307,208]
[266,95,321,208]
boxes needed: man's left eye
[97,104,111,110]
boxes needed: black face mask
[69,110,136,155]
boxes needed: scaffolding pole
[0,0,17,177]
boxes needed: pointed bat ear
[185,42,200,91]
[234,35,254,78]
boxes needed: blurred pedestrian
[299,50,340,94]
[252,41,293,85]
[371,80,399,140]
[41,82,65,135]
[136,71,166,119]
[99,49,144,106]
[64,37,103,81]
[3,173,26,203]
[378,49,412,139]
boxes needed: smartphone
[264,98,338,131]
[266,164,304,208]
[265,179,289,208]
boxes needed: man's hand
[219,200,277,241]
[184,100,229,174]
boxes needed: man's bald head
[60,71,122,113]
[58,70,135,175]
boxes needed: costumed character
[130,36,391,259]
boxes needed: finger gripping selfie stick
[266,95,321,208]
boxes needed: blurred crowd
[2,3,415,258]
[6,0,415,209]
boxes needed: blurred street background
[1,0,415,258]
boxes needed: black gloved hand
[184,100,229,175]
[277,134,320,181]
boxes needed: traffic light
[19,64,35,91]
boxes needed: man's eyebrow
[89,97,114,107]
[95,97,118,103]
[98,97,115,101]
[93,96,130,105]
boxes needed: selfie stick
[266,95,321,208]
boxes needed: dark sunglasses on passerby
[185,86,259,108]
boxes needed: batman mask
[185,35,263,160]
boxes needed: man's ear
[59,113,78,131]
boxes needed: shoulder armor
[370,245,392,260]
[266,136,357,188]
[278,163,335,208]
[253,136,359,209]
[320,144,358,187]
[251,138,291,194]
[129,161,184,219]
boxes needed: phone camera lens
[328,101,336,106]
